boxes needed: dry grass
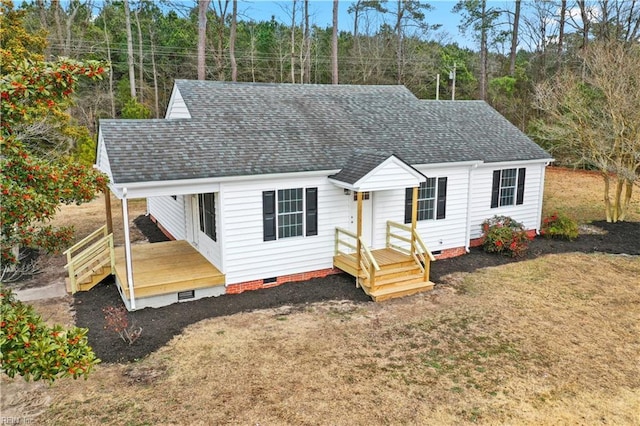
[38,253,640,425]
[54,192,147,245]
[3,168,640,424]
[543,167,640,223]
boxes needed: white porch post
[122,188,136,310]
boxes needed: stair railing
[358,236,380,289]
[386,221,435,282]
[64,225,115,294]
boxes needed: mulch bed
[74,216,640,364]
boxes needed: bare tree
[332,0,339,84]
[134,8,144,102]
[557,0,566,56]
[509,0,521,76]
[303,0,311,83]
[198,0,211,80]
[230,0,238,82]
[291,0,297,83]
[534,42,640,222]
[123,0,136,98]
[101,7,116,118]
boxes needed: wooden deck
[114,240,225,300]
[334,247,433,301]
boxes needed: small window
[353,192,370,201]
[405,177,447,223]
[198,193,216,241]
[263,188,318,241]
[278,188,304,238]
[491,168,526,208]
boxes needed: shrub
[103,305,142,345]
[541,212,579,240]
[0,286,100,382]
[481,215,532,258]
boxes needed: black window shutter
[436,177,447,220]
[491,170,501,208]
[305,187,318,236]
[516,167,526,205]
[404,187,413,224]
[263,191,276,241]
[209,193,217,241]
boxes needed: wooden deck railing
[358,236,380,287]
[386,221,436,282]
[335,227,379,287]
[64,225,115,294]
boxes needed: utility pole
[449,62,457,100]
[436,74,440,100]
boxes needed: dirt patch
[74,217,640,364]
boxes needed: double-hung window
[198,193,216,241]
[404,177,447,223]
[491,168,526,208]
[263,188,318,241]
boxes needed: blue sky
[237,0,486,48]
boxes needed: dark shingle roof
[100,81,551,184]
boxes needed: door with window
[194,192,220,266]
[349,191,373,247]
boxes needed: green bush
[481,215,532,258]
[0,286,100,382]
[541,212,579,240]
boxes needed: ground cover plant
[1,167,639,424]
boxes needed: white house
[92,81,553,310]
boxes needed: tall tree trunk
[332,0,339,84]
[102,11,116,118]
[230,0,238,82]
[35,0,50,58]
[197,0,210,80]
[291,0,297,83]
[578,0,589,48]
[64,2,80,57]
[304,0,311,83]
[479,0,488,100]
[134,9,144,103]
[123,0,136,98]
[558,0,566,56]
[396,0,403,84]
[509,0,521,76]
[52,0,64,55]
[149,27,160,118]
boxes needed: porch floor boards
[114,240,225,300]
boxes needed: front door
[350,191,373,247]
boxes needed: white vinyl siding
[469,163,546,239]
[220,176,347,285]
[373,166,470,252]
[147,195,186,240]
[165,86,191,119]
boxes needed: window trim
[404,177,447,224]
[263,187,318,241]
[491,168,526,208]
[198,192,217,241]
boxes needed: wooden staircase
[334,222,436,302]
[64,225,115,294]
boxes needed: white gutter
[121,188,136,310]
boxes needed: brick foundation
[433,246,468,260]
[148,215,176,241]
[226,267,343,294]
